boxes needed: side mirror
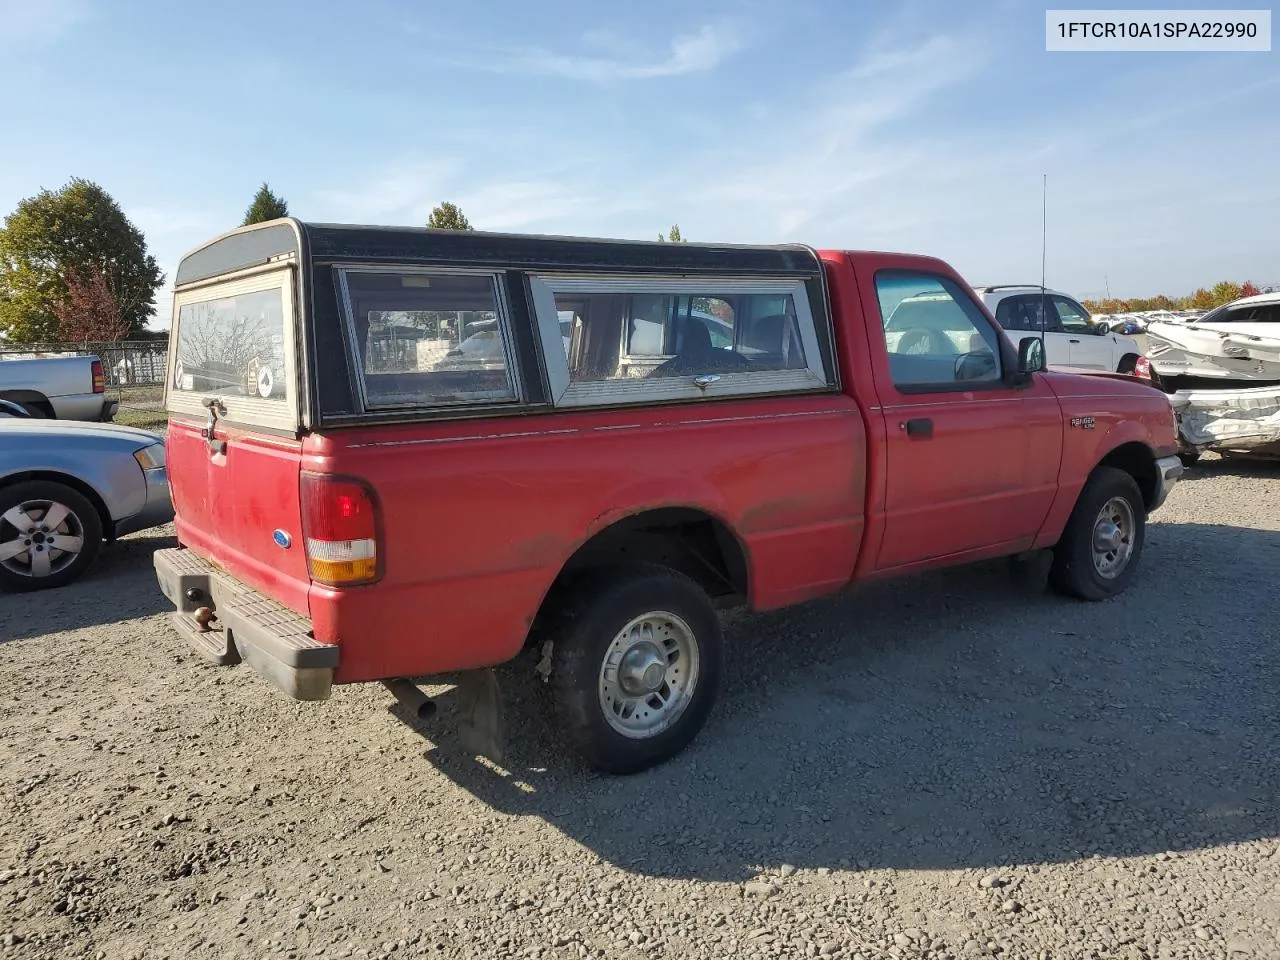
[1093,324,1110,336]
[1017,337,1047,376]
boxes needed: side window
[995,294,1055,333]
[1052,296,1092,333]
[876,271,1003,390]
[527,277,830,407]
[339,270,519,409]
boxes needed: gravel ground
[2,455,1278,960]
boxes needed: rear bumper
[153,546,336,700]
[49,394,118,422]
[1150,455,1184,513]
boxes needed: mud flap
[1009,548,1053,592]
[456,668,506,765]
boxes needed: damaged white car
[1146,291,1280,463]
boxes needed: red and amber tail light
[300,472,383,587]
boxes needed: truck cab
[154,220,1182,775]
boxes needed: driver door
[854,261,1063,571]
[1053,295,1112,371]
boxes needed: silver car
[0,419,173,591]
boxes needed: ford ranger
[153,220,1183,774]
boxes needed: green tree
[242,183,289,225]
[657,224,685,242]
[426,202,473,231]
[0,178,163,343]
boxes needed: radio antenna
[1040,174,1047,295]
[1039,174,1048,350]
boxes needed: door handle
[902,418,933,438]
[1068,338,1080,344]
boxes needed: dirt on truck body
[153,218,1183,774]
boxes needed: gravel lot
[2,456,1278,960]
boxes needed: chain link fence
[0,339,170,429]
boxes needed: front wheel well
[0,471,114,540]
[527,507,750,648]
[1096,442,1157,510]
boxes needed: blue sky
[1,0,1276,329]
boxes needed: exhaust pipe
[382,678,437,721]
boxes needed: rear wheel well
[0,391,54,417]
[1097,442,1157,510]
[1117,353,1140,374]
[528,508,749,647]
[0,471,113,540]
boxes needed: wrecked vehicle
[1146,292,1280,462]
[152,219,1182,775]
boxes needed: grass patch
[114,407,168,431]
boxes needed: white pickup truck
[0,354,118,421]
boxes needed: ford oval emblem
[272,529,292,549]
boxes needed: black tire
[549,564,722,775]
[1049,466,1146,601]
[1178,451,1201,468]
[0,481,103,591]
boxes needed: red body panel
[167,419,311,614]
[165,246,1180,688]
[306,394,867,682]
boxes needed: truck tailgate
[166,418,311,616]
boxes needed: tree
[242,183,289,225]
[1240,281,1261,298]
[657,224,685,242]
[1211,281,1243,306]
[426,202,472,231]
[0,178,163,343]
[1189,287,1217,311]
[49,266,131,342]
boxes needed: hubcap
[0,500,85,579]
[1091,496,1135,579]
[598,612,700,739]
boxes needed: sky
[0,0,1277,330]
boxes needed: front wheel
[549,565,722,774]
[1049,467,1146,601]
[0,481,103,591]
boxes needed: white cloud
[307,31,1279,301]
[314,158,467,224]
[0,0,87,46]
[477,22,743,81]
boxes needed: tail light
[91,359,105,393]
[300,472,382,587]
[1134,356,1151,380]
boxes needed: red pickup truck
[153,220,1182,774]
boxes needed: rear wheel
[549,565,722,774]
[0,481,103,591]
[1049,467,1146,601]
